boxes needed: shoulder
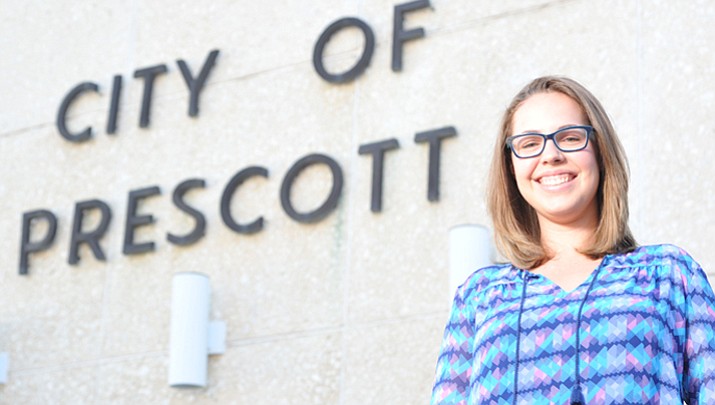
[455,263,518,300]
[609,243,701,270]
[608,244,707,290]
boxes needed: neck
[538,212,598,259]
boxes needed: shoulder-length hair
[487,76,636,269]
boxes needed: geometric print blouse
[431,244,715,404]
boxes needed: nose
[540,138,564,163]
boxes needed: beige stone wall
[1,1,713,403]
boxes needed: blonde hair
[487,76,636,269]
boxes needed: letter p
[19,210,58,275]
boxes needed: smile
[538,174,574,186]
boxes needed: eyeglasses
[506,125,594,158]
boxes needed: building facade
[1,1,714,403]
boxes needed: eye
[515,135,543,150]
[557,129,586,145]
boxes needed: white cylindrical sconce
[169,272,225,388]
[449,224,494,299]
[0,352,8,384]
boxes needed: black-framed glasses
[506,125,594,158]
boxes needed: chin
[538,204,598,226]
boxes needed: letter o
[280,154,343,223]
[313,17,375,83]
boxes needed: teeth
[540,174,571,186]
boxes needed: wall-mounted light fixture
[448,224,494,299]
[0,352,8,384]
[168,272,226,388]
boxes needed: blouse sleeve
[431,283,475,405]
[678,251,715,403]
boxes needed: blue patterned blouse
[431,244,715,404]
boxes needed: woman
[431,76,715,404]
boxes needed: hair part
[487,76,636,269]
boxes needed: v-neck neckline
[520,254,610,295]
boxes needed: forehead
[511,91,587,134]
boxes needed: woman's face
[510,91,600,228]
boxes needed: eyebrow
[516,124,583,135]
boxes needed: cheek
[578,152,600,181]
[511,158,536,184]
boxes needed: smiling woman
[509,92,601,240]
[430,76,715,405]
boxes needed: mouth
[537,174,575,186]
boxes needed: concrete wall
[1,0,713,403]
